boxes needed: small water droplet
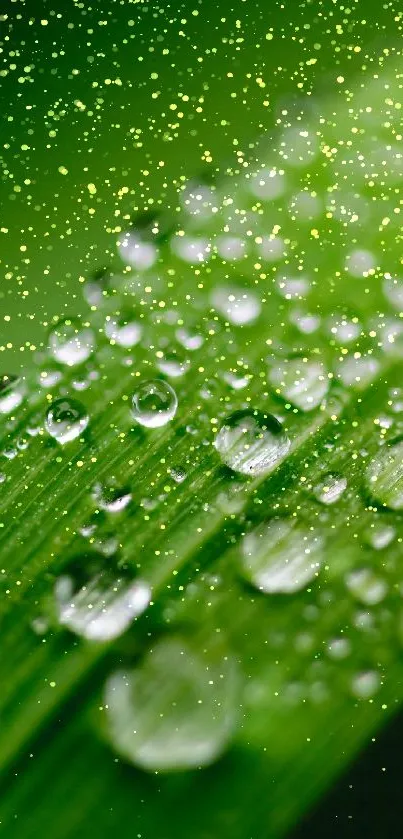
[55,555,150,641]
[156,348,190,378]
[31,616,49,636]
[175,327,204,351]
[214,409,290,477]
[210,285,261,326]
[364,522,396,550]
[345,248,375,278]
[346,568,387,605]
[313,473,347,505]
[118,231,157,270]
[326,637,351,660]
[351,670,380,699]
[49,318,95,367]
[92,481,132,514]
[221,370,250,391]
[241,519,324,593]
[0,374,24,414]
[104,636,239,771]
[268,357,329,412]
[45,397,89,444]
[169,466,187,484]
[105,314,143,348]
[132,379,178,428]
[366,440,403,509]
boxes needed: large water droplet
[0,374,24,414]
[240,519,324,593]
[45,397,89,444]
[268,358,328,412]
[132,379,178,428]
[55,556,150,642]
[366,440,403,509]
[104,637,239,771]
[49,318,95,367]
[214,409,290,477]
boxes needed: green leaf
[1,18,403,839]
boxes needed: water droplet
[241,519,324,594]
[55,556,150,642]
[156,348,190,378]
[337,355,380,390]
[172,235,211,263]
[248,167,286,201]
[31,616,49,636]
[175,327,204,352]
[105,314,142,348]
[346,568,387,605]
[38,369,63,389]
[365,522,396,550]
[313,473,347,505]
[118,231,157,270]
[92,481,132,514]
[0,374,24,414]
[327,316,360,344]
[366,440,403,509]
[351,670,380,699]
[268,358,329,412]
[345,248,375,277]
[49,318,95,367]
[132,379,178,428]
[210,285,261,326]
[222,370,250,391]
[45,397,89,444]
[216,235,246,261]
[104,636,239,771]
[326,637,351,660]
[214,409,290,476]
[277,274,310,300]
[216,481,247,515]
[169,466,187,484]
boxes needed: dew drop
[55,555,150,642]
[49,318,95,367]
[241,519,324,594]
[0,374,24,414]
[45,397,89,444]
[366,440,403,509]
[92,481,132,514]
[118,231,157,270]
[346,568,387,605]
[105,314,143,348]
[210,285,261,326]
[364,522,396,550]
[214,409,290,477]
[156,348,190,378]
[268,358,328,412]
[104,636,239,771]
[313,473,347,505]
[345,248,375,278]
[351,670,380,700]
[326,637,351,660]
[131,379,178,428]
